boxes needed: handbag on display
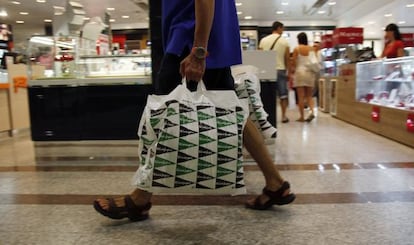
[132,80,249,195]
[307,51,322,73]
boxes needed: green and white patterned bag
[132,81,249,195]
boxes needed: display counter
[334,58,414,148]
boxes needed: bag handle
[181,78,207,92]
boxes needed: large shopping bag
[232,65,277,139]
[132,81,249,195]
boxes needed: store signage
[333,27,363,45]
[402,33,414,47]
[321,34,333,49]
[371,106,380,122]
[407,113,414,133]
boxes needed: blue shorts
[276,70,288,99]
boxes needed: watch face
[194,47,206,58]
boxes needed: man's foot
[296,118,305,122]
[305,114,315,122]
[246,181,296,210]
[93,194,152,222]
[282,118,289,123]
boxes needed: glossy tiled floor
[0,109,413,245]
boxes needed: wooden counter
[334,64,414,148]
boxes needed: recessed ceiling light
[237,11,243,15]
[0,10,8,17]
[83,17,90,20]
[281,2,289,6]
[122,15,130,19]
[44,19,52,22]
[244,16,252,20]
[406,4,414,8]
[368,21,375,24]
[106,7,115,11]
[11,1,21,4]
[236,2,242,6]
[276,11,284,15]
[398,21,406,24]
[16,20,24,24]
[384,13,392,17]
[109,19,116,22]
[318,10,326,14]
[36,0,46,2]
[328,1,337,5]
[19,12,29,15]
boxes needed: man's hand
[180,54,206,82]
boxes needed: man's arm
[284,46,290,73]
[180,0,215,81]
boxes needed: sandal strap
[106,197,124,213]
[124,195,152,219]
[262,181,290,199]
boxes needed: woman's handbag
[132,80,249,195]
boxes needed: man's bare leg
[243,119,292,205]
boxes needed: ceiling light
[109,19,116,22]
[406,4,414,7]
[281,2,289,5]
[276,11,284,14]
[16,20,24,24]
[368,21,375,24]
[122,15,130,19]
[237,11,243,15]
[36,0,46,2]
[318,10,326,14]
[44,19,52,22]
[19,12,29,15]
[106,7,115,11]
[244,16,252,20]
[11,1,21,4]
[328,1,337,5]
[236,2,242,6]
[384,13,392,17]
[398,21,406,24]
[0,10,8,17]
[83,17,90,20]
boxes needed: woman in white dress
[291,32,316,122]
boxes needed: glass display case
[356,56,414,111]
[77,54,151,78]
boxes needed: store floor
[0,109,413,244]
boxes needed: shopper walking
[259,21,290,123]
[291,32,316,122]
[381,23,405,59]
[93,0,295,222]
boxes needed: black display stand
[260,81,277,128]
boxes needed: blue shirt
[162,0,242,69]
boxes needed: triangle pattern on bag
[216,107,233,117]
[216,166,235,178]
[150,108,166,117]
[198,122,215,132]
[167,107,178,117]
[197,111,215,121]
[177,151,197,163]
[174,177,195,188]
[165,100,179,107]
[164,119,178,128]
[152,181,172,188]
[216,117,234,128]
[196,179,215,189]
[179,103,194,113]
[217,128,237,140]
[215,178,234,189]
[179,138,198,151]
[197,105,214,111]
[176,164,196,176]
[196,171,215,182]
[152,169,174,180]
[217,141,237,152]
[155,144,176,154]
[150,118,162,128]
[159,132,178,142]
[180,114,196,125]
[236,112,245,124]
[154,156,176,168]
[199,134,216,145]
[198,146,216,158]
[197,159,216,170]
[217,154,236,164]
[179,126,198,138]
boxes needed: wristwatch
[191,46,208,59]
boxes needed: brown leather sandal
[93,195,152,222]
[245,181,296,210]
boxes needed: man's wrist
[191,46,208,59]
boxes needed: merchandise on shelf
[356,56,414,111]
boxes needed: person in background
[381,23,404,58]
[312,39,322,104]
[93,0,296,222]
[259,21,290,123]
[291,32,316,122]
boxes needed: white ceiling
[0,0,413,47]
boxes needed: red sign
[402,33,414,47]
[407,113,414,133]
[333,27,364,45]
[371,106,380,122]
[321,34,333,49]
